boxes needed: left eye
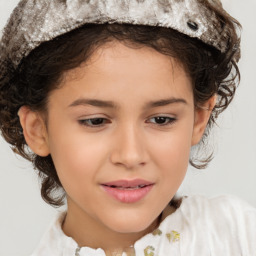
[148,116,176,125]
[79,118,108,127]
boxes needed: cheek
[150,126,193,167]
[148,123,193,188]
[47,127,108,192]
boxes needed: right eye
[78,118,109,127]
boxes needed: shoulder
[30,212,78,256]
[181,194,255,211]
[179,194,256,229]
[177,194,256,254]
[180,194,256,219]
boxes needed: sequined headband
[1,0,230,69]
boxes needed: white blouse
[31,195,256,256]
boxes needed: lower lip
[101,185,153,203]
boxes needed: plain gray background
[0,1,256,255]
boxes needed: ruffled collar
[50,204,182,256]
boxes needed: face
[22,41,211,235]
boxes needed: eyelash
[147,116,177,126]
[78,118,109,127]
[78,116,177,128]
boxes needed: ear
[18,106,50,157]
[191,95,216,146]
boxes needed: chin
[111,224,151,234]
[104,213,159,234]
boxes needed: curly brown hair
[0,5,241,206]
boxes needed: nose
[110,124,148,169]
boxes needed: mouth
[101,179,154,203]
[103,184,149,190]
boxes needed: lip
[101,179,154,203]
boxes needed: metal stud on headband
[0,0,230,70]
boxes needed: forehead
[50,41,194,108]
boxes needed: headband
[0,0,231,70]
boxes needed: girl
[0,0,255,255]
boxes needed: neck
[62,199,162,253]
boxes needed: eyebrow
[68,97,187,109]
[69,99,118,109]
[145,98,187,108]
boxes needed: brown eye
[148,116,176,126]
[154,117,169,124]
[79,118,108,127]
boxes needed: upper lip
[101,179,154,188]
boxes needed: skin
[19,41,215,254]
